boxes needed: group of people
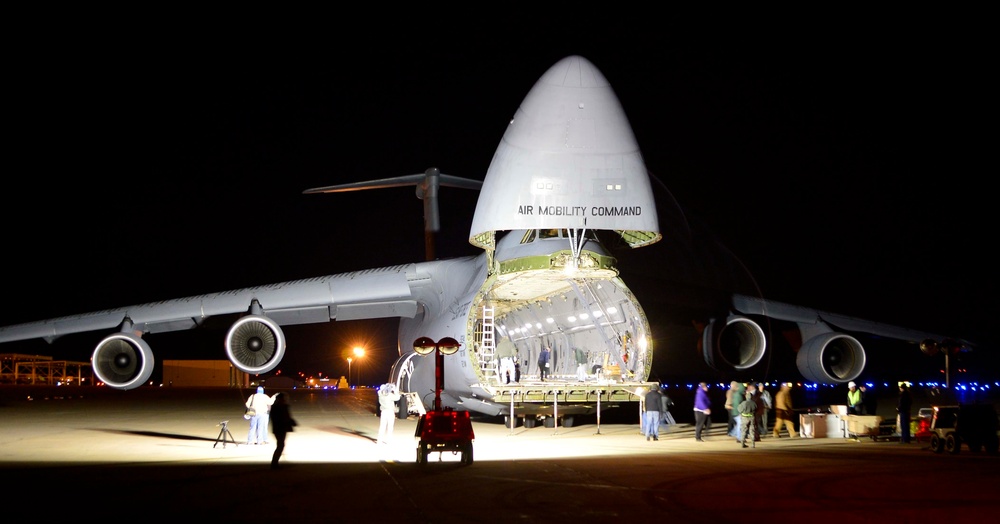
[690,381,797,446]
[249,378,916,463]
[721,381,782,447]
[496,341,616,385]
[499,338,554,383]
[848,380,911,443]
[245,381,410,469]
[496,339,610,385]
[846,381,879,416]
[689,380,911,446]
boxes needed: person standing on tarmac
[643,385,664,441]
[269,392,297,469]
[847,381,863,415]
[245,386,275,445]
[693,382,711,442]
[773,382,797,438]
[861,385,877,416]
[751,383,765,442]
[377,383,402,444]
[725,381,745,440]
[738,384,758,448]
[757,382,772,437]
[659,390,676,428]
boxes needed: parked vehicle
[928,404,1000,455]
[915,407,934,440]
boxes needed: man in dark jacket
[756,383,772,436]
[738,383,759,448]
[269,392,297,469]
[643,386,664,441]
[538,346,552,381]
[752,383,766,442]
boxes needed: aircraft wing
[0,263,421,345]
[732,294,971,347]
[695,292,972,384]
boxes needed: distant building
[0,353,92,386]
[259,375,297,389]
[162,360,248,388]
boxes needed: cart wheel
[461,443,474,465]
[523,416,537,429]
[416,441,428,464]
[946,433,961,455]
[930,434,944,453]
[562,415,575,428]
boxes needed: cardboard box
[847,415,882,436]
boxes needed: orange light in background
[352,347,366,386]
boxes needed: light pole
[346,357,353,388]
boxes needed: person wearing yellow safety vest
[847,381,863,415]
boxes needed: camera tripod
[214,420,238,448]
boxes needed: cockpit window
[521,229,598,244]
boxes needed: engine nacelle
[795,332,865,383]
[225,315,286,375]
[92,332,154,390]
[702,315,766,372]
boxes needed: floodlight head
[437,337,461,355]
[413,336,436,356]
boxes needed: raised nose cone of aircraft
[470,55,660,250]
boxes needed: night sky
[3,15,995,384]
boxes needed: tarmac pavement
[1,386,997,522]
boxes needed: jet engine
[795,332,865,383]
[702,314,865,383]
[224,314,286,375]
[702,315,767,372]
[92,332,154,390]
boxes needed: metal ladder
[479,305,497,380]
